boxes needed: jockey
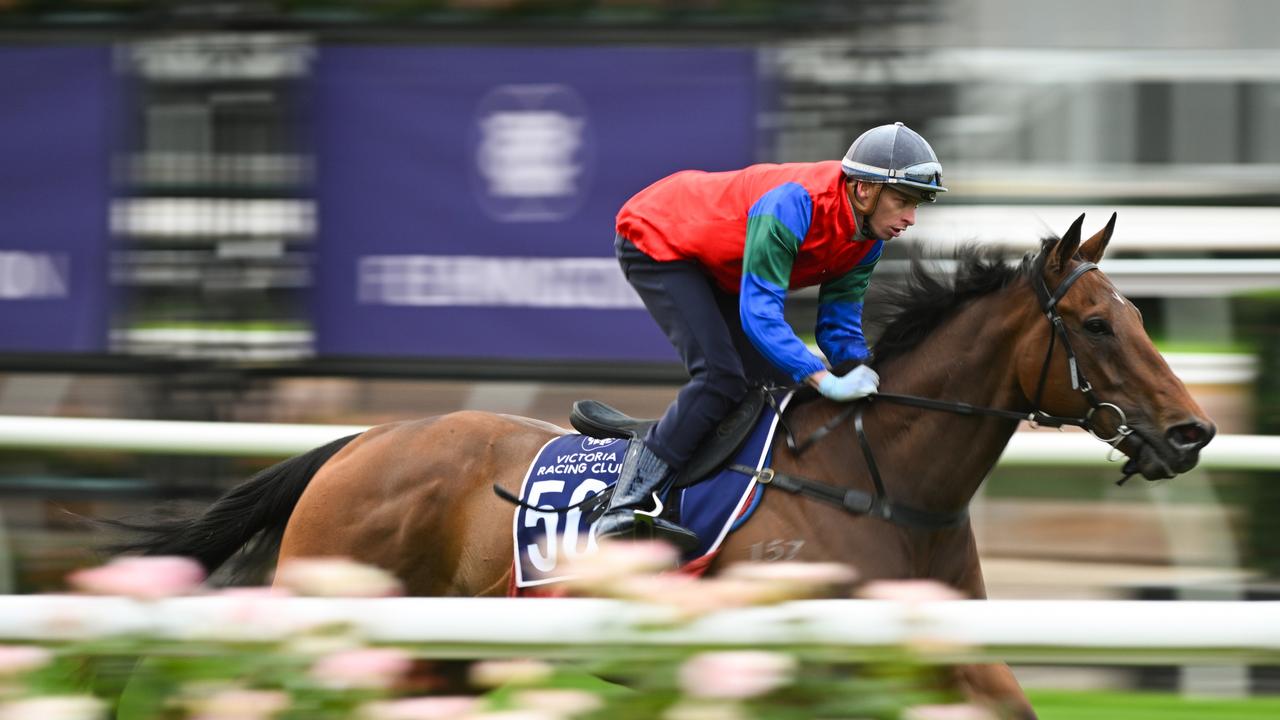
[598,122,947,550]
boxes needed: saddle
[569,387,769,489]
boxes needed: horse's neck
[797,290,1034,515]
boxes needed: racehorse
[113,215,1214,718]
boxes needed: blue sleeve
[739,183,828,382]
[816,240,882,366]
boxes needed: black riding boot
[595,439,699,552]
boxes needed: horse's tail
[103,433,360,580]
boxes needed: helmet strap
[851,182,883,240]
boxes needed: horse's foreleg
[951,663,1036,720]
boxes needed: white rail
[0,595,1275,664]
[0,415,1274,469]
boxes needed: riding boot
[595,439,699,553]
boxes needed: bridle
[745,256,1155,531]
[1027,260,1132,449]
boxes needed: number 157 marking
[748,539,805,562]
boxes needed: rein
[739,259,1154,531]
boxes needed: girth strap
[728,463,969,530]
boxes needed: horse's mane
[868,239,1054,366]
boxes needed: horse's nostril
[1166,421,1212,452]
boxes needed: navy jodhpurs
[615,235,790,470]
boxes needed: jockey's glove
[817,364,880,402]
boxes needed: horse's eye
[1084,318,1113,336]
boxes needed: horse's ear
[1079,212,1117,264]
[1049,213,1086,275]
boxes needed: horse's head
[1015,213,1215,479]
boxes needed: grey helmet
[841,122,947,202]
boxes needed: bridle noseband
[753,257,1152,531]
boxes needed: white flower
[902,704,998,720]
[469,659,554,688]
[273,557,403,597]
[0,695,106,720]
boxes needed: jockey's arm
[814,241,882,367]
[739,184,829,383]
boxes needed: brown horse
[115,215,1213,718]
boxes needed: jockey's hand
[814,365,880,402]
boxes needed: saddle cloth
[511,392,794,592]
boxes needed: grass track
[1029,689,1280,719]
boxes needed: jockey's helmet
[841,122,947,202]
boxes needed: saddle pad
[512,392,794,590]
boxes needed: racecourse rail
[0,595,1277,665]
[0,415,1275,470]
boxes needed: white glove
[816,365,880,402]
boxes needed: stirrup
[597,499,700,553]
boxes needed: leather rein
[732,260,1154,532]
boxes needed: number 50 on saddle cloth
[509,393,794,595]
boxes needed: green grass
[1029,689,1280,719]
[1152,339,1254,355]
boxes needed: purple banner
[313,46,759,362]
[0,47,113,353]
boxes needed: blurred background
[0,0,1278,702]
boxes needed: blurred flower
[512,689,602,717]
[678,651,796,700]
[858,580,964,604]
[67,556,204,600]
[720,561,858,598]
[469,659,554,688]
[858,580,968,656]
[663,700,748,720]
[310,648,414,690]
[185,688,289,720]
[0,695,106,720]
[466,713,558,720]
[357,697,478,720]
[0,646,53,676]
[286,625,366,658]
[183,587,297,642]
[561,539,680,595]
[902,704,998,720]
[273,557,403,598]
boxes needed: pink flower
[0,645,53,676]
[274,558,403,598]
[185,688,289,720]
[310,648,414,690]
[721,562,858,599]
[561,539,680,595]
[677,651,796,700]
[357,697,478,720]
[67,556,204,600]
[857,580,964,604]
